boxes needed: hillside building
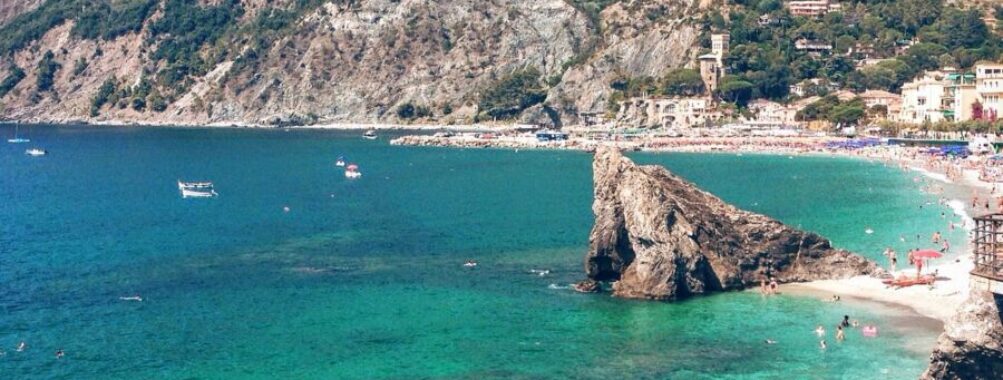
[786,0,841,17]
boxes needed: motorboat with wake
[363,130,378,140]
[25,148,46,156]
[345,164,362,178]
[178,180,218,198]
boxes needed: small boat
[363,130,378,140]
[345,164,362,178]
[178,180,218,198]
[25,148,46,156]
[7,126,29,143]
[335,156,346,167]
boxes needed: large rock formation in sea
[923,290,1003,379]
[581,146,876,300]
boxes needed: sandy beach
[784,148,994,324]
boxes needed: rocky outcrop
[923,290,1003,380]
[0,0,705,126]
[582,146,876,300]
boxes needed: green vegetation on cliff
[36,50,60,92]
[478,67,548,120]
[0,66,26,98]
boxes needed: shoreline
[0,119,521,132]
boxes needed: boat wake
[547,283,571,290]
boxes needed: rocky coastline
[923,291,1003,379]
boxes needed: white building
[787,0,841,17]
[748,99,799,126]
[899,71,947,124]
[616,96,720,129]
[976,62,1003,119]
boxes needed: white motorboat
[335,156,346,167]
[25,148,46,156]
[178,180,218,198]
[345,164,362,178]
[363,130,378,140]
[8,126,29,143]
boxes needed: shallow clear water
[0,125,964,379]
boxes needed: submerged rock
[583,146,875,300]
[923,290,1003,379]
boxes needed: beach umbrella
[347,164,359,170]
[912,249,943,259]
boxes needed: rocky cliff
[0,0,704,126]
[581,146,875,300]
[923,290,1003,380]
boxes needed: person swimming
[815,325,826,337]
[836,326,845,341]
[55,349,64,359]
[841,315,851,328]
[820,340,827,349]
[16,341,25,352]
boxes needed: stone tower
[698,33,730,94]
[699,54,721,93]
[711,33,730,64]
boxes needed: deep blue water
[0,125,963,379]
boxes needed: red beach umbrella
[912,249,943,259]
[347,164,359,170]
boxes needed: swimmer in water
[55,349,64,359]
[836,325,846,341]
[16,341,25,352]
[815,325,826,337]
[820,340,827,349]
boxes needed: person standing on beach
[941,239,950,253]
[884,247,897,273]
[932,231,941,243]
[907,248,915,271]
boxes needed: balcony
[972,214,1003,294]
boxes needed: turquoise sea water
[0,125,966,379]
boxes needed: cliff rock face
[583,146,876,300]
[0,0,704,126]
[923,290,1003,380]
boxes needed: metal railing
[973,214,1003,281]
